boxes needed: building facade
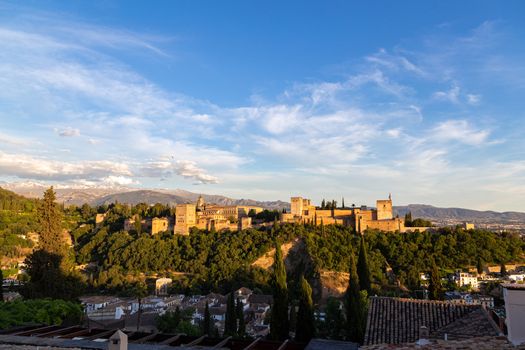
[282,194,406,233]
[175,196,263,235]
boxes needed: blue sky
[0,1,524,211]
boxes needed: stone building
[282,194,405,233]
[151,217,169,235]
[174,196,263,235]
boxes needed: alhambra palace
[172,194,426,235]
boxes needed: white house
[503,284,525,345]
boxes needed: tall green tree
[270,240,289,340]
[295,275,315,343]
[0,269,3,302]
[477,257,485,275]
[37,187,66,256]
[404,212,413,227]
[224,292,236,336]
[342,197,345,209]
[428,260,443,300]
[345,252,367,343]
[357,236,372,294]
[324,297,343,339]
[202,302,211,335]
[500,262,508,277]
[236,298,246,337]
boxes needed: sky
[0,1,524,211]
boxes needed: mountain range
[2,182,525,225]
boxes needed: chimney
[416,325,431,345]
[108,330,128,350]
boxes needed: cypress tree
[404,212,412,227]
[428,260,443,300]
[295,275,315,342]
[357,236,372,294]
[225,292,236,336]
[342,197,345,209]
[345,252,366,343]
[270,240,289,340]
[0,269,3,302]
[236,298,245,337]
[202,302,211,336]
[321,199,326,209]
[500,262,508,277]
[477,257,485,275]
[37,187,66,256]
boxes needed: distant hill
[394,204,525,224]
[95,189,289,210]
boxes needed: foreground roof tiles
[364,297,501,345]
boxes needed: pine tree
[236,298,245,337]
[37,187,66,256]
[295,275,315,342]
[202,302,211,335]
[225,292,236,336]
[345,252,367,343]
[270,240,289,340]
[428,260,443,300]
[357,236,372,294]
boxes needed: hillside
[394,204,525,224]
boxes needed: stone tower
[175,204,196,235]
[108,330,127,350]
[376,196,393,220]
[196,195,205,211]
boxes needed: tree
[236,298,246,337]
[345,252,367,343]
[132,281,148,331]
[21,250,83,300]
[500,262,508,277]
[156,307,182,333]
[428,260,443,300]
[477,257,485,275]
[295,275,315,342]
[404,212,413,227]
[0,269,3,302]
[37,187,66,256]
[321,199,326,209]
[270,240,289,340]
[324,297,343,339]
[224,292,236,336]
[342,197,345,209]
[202,302,211,336]
[357,236,372,294]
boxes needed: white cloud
[58,127,80,137]
[433,85,460,103]
[467,94,481,105]
[174,160,219,184]
[431,120,490,146]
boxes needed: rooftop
[364,297,501,345]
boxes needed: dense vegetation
[0,188,37,260]
[0,299,82,329]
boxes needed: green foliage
[202,302,211,335]
[255,210,280,222]
[428,260,443,300]
[224,292,236,336]
[345,253,367,343]
[295,275,315,342]
[320,297,343,339]
[21,250,84,300]
[270,240,289,340]
[37,187,66,256]
[357,237,371,294]
[156,307,182,333]
[0,299,82,329]
[236,297,246,337]
[0,269,3,302]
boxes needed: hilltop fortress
[173,194,419,235]
[282,195,411,233]
[175,196,263,235]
